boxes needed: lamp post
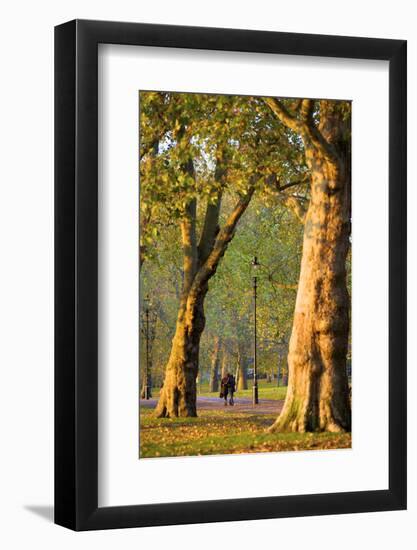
[251,256,260,405]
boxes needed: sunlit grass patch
[199,385,288,401]
[139,408,351,458]
[149,382,288,401]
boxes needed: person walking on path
[220,372,236,406]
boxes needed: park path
[140,395,284,415]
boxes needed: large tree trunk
[266,99,351,433]
[154,287,207,417]
[155,175,255,417]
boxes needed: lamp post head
[143,293,152,311]
[251,256,260,268]
[251,256,260,279]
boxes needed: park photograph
[139,90,352,459]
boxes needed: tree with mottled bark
[264,98,351,433]
[154,172,255,417]
[141,92,321,418]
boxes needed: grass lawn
[139,408,352,458]
[149,380,288,401]
[199,383,287,400]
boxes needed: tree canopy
[139,91,311,396]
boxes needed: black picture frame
[55,19,407,531]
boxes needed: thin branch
[290,193,309,202]
[264,265,298,291]
[270,279,298,290]
[265,173,309,195]
[300,99,314,122]
[276,178,309,192]
[264,97,338,163]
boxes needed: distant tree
[209,335,221,392]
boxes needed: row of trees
[140,91,351,432]
[140,194,300,392]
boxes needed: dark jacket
[220,374,236,396]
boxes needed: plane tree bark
[264,98,351,433]
[155,160,255,418]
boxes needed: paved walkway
[140,395,284,415]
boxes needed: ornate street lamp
[251,256,261,405]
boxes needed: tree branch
[190,186,255,296]
[264,97,338,163]
[269,175,309,193]
[197,154,225,266]
[179,159,198,299]
[197,190,222,266]
[300,99,314,122]
[264,266,298,291]
[263,97,304,133]
[270,279,298,290]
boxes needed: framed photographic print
[55,19,407,530]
